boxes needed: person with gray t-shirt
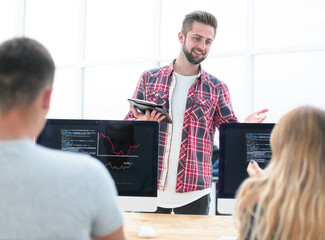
[0,37,125,240]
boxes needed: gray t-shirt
[0,139,123,240]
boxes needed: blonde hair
[235,106,325,240]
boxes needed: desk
[123,213,238,240]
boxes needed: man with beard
[125,11,268,215]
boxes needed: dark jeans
[155,194,211,215]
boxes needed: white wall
[1,0,325,125]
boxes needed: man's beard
[182,40,206,65]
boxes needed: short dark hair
[0,37,55,115]
[181,10,218,37]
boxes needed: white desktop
[37,119,159,212]
[217,123,275,215]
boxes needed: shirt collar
[168,59,204,80]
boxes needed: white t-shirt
[158,72,211,208]
[0,139,123,240]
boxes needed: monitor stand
[118,196,157,212]
[217,198,236,215]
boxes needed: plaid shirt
[125,61,238,193]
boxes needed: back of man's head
[0,37,55,116]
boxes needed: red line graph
[98,133,140,157]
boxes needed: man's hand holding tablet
[128,98,172,124]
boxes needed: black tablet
[128,98,172,124]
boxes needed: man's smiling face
[181,21,215,65]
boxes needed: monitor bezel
[217,123,275,214]
[36,119,159,199]
[218,122,275,198]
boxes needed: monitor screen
[37,119,159,212]
[217,123,275,215]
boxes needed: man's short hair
[0,37,55,115]
[181,10,218,37]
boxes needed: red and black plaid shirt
[125,61,238,193]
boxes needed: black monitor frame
[37,119,159,198]
[218,123,275,199]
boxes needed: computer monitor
[217,123,275,215]
[37,119,159,212]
